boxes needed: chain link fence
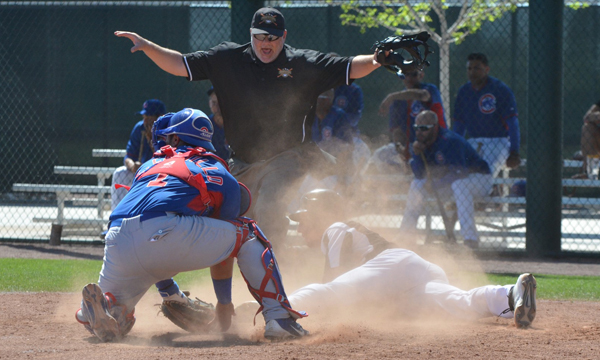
[1,1,599,256]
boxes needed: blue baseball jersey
[334,83,364,129]
[125,120,154,164]
[410,128,490,187]
[209,114,232,161]
[110,146,241,222]
[389,82,447,143]
[312,107,353,144]
[453,76,520,152]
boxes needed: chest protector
[135,146,229,211]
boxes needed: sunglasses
[405,72,420,78]
[413,124,435,131]
[253,34,280,42]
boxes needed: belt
[108,212,166,229]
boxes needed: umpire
[115,7,384,248]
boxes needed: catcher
[75,108,308,342]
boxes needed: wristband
[212,277,232,305]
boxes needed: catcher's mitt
[159,296,215,333]
[372,31,433,77]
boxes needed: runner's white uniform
[288,222,515,320]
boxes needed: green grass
[487,273,600,301]
[1,259,599,302]
[0,258,210,292]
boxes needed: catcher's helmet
[153,108,216,152]
[288,189,343,222]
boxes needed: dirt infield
[1,292,599,359]
[2,242,600,359]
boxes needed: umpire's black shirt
[184,42,353,163]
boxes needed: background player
[238,189,537,329]
[577,99,600,179]
[453,53,521,177]
[75,108,308,342]
[379,69,447,162]
[111,99,166,210]
[114,6,384,249]
[400,110,493,249]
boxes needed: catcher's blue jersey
[453,76,519,147]
[110,146,240,222]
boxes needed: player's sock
[156,279,183,297]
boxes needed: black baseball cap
[250,7,285,37]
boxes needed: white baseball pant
[288,249,513,320]
[400,173,493,242]
[467,137,510,178]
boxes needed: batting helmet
[288,189,343,222]
[153,108,216,152]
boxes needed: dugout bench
[11,162,118,244]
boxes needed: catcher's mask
[153,108,216,152]
[288,189,343,222]
[151,112,175,151]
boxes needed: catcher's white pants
[467,137,510,178]
[288,249,513,320]
[98,213,291,322]
[400,173,493,242]
[111,166,134,210]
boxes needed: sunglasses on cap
[253,34,280,42]
[413,124,435,131]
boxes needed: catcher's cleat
[508,273,537,328]
[264,317,309,340]
[75,308,94,335]
[81,283,120,342]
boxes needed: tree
[335,0,520,126]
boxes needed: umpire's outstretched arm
[115,31,188,77]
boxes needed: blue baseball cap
[137,99,166,116]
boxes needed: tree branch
[447,0,471,34]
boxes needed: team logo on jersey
[259,13,278,26]
[435,151,446,165]
[335,96,348,109]
[410,101,424,118]
[479,93,496,114]
[277,68,293,78]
